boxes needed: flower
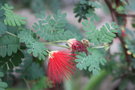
[47,50,76,84]
[67,38,88,54]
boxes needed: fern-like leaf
[18,30,35,45]
[2,4,26,26]
[82,20,118,45]
[0,51,23,71]
[0,22,7,35]
[0,34,20,57]
[75,48,106,75]
[16,54,44,80]
[33,11,79,41]
[18,30,47,60]
[27,41,47,60]
[74,0,100,22]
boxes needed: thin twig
[44,42,69,48]
[23,78,31,90]
[104,0,131,64]
[6,31,19,38]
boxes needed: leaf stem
[23,78,31,90]
[50,40,67,43]
[5,31,68,48]
[44,42,69,48]
[91,44,109,49]
[5,31,18,38]
[92,46,105,49]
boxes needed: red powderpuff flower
[47,50,76,84]
[67,38,88,54]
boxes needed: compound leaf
[0,22,7,35]
[18,30,47,60]
[82,20,118,45]
[0,51,23,71]
[33,11,79,41]
[75,48,106,75]
[27,41,47,60]
[0,34,20,57]
[2,4,26,26]
[16,53,44,80]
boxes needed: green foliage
[33,11,79,41]
[0,34,20,57]
[18,30,35,45]
[31,0,45,13]
[18,30,47,60]
[82,20,118,45]
[45,0,61,13]
[74,0,100,22]
[0,22,7,35]
[0,8,5,20]
[32,77,52,90]
[65,23,83,40]
[0,51,23,71]
[0,72,8,90]
[84,70,108,90]
[75,48,106,75]
[27,42,47,60]
[16,54,44,80]
[125,29,135,56]
[1,4,26,26]
[0,0,7,6]
[0,1,133,90]
[27,62,44,80]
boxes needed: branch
[104,0,131,64]
[105,0,135,18]
[117,14,135,17]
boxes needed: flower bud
[67,38,88,54]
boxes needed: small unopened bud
[67,38,88,54]
[81,39,90,48]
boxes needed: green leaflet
[18,30,47,60]
[33,11,79,41]
[0,72,8,90]
[18,30,35,45]
[74,0,100,22]
[27,41,47,60]
[75,48,106,75]
[82,20,118,45]
[0,34,20,57]
[31,0,45,13]
[0,51,23,71]
[1,4,26,26]
[0,8,5,21]
[0,22,7,35]
[16,54,44,80]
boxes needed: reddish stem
[104,0,131,64]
